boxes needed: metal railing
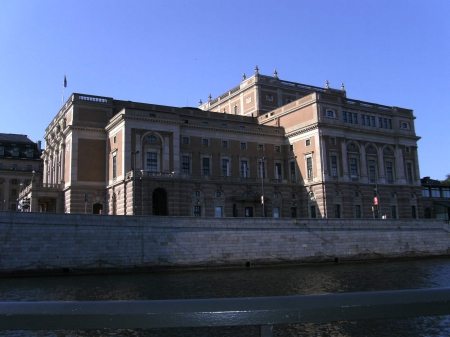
[1,288,449,336]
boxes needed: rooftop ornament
[255,65,259,74]
[341,83,345,91]
[325,80,330,89]
[208,94,212,102]
[198,99,202,106]
[274,69,278,79]
[242,73,246,81]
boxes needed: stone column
[395,145,406,184]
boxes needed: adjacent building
[0,134,42,211]
[22,69,423,218]
[421,177,450,222]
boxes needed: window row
[0,147,35,157]
[0,163,35,171]
[193,205,298,218]
[342,111,393,129]
[422,187,450,198]
[329,155,415,183]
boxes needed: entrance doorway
[245,206,253,217]
[152,188,168,215]
[93,203,103,214]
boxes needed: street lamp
[131,151,139,215]
[260,157,265,217]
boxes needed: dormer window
[12,148,19,157]
[0,147,4,156]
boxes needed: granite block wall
[0,212,449,275]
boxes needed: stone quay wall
[1,212,449,276]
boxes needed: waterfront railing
[1,288,450,336]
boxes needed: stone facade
[29,71,422,219]
[0,212,449,275]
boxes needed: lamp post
[260,157,265,217]
[131,151,139,215]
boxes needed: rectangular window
[343,111,347,122]
[368,160,376,181]
[202,158,210,175]
[330,137,336,145]
[289,144,294,152]
[371,116,375,127]
[361,114,365,125]
[275,163,282,179]
[334,204,341,218]
[259,161,265,178]
[239,126,245,130]
[431,188,440,197]
[221,124,227,128]
[388,119,392,129]
[307,157,313,180]
[258,144,264,151]
[275,145,281,153]
[221,159,229,177]
[240,142,247,150]
[348,112,353,123]
[182,137,189,144]
[290,161,296,180]
[12,164,18,170]
[240,160,248,177]
[273,207,280,218]
[202,139,209,147]
[442,188,450,198]
[331,155,338,178]
[350,158,358,178]
[383,118,387,128]
[306,139,311,146]
[422,188,430,197]
[353,113,358,124]
[27,165,32,171]
[406,162,413,182]
[202,121,208,126]
[112,155,117,179]
[355,205,361,218]
[193,206,201,217]
[215,206,222,217]
[366,116,370,126]
[146,152,158,172]
[221,140,228,148]
[182,156,190,174]
[386,161,394,182]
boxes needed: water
[1,258,450,336]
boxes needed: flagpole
[62,75,67,106]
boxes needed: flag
[64,75,67,88]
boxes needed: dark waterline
[1,258,450,336]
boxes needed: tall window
[259,161,266,178]
[241,160,248,177]
[411,205,417,219]
[406,162,413,182]
[353,113,358,124]
[275,163,282,179]
[221,159,229,177]
[368,160,376,181]
[202,158,210,175]
[193,206,201,217]
[182,156,190,174]
[386,161,394,182]
[431,188,440,197]
[112,155,117,178]
[290,161,296,180]
[348,112,353,123]
[350,158,358,178]
[331,155,338,178]
[391,205,397,219]
[366,116,370,126]
[273,207,280,218]
[146,152,158,172]
[307,157,313,180]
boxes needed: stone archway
[152,188,168,215]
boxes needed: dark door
[153,188,168,215]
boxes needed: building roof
[0,133,34,144]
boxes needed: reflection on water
[1,258,450,336]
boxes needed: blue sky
[1,0,449,180]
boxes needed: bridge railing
[1,288,450,336]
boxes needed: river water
[1,258,450,336]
